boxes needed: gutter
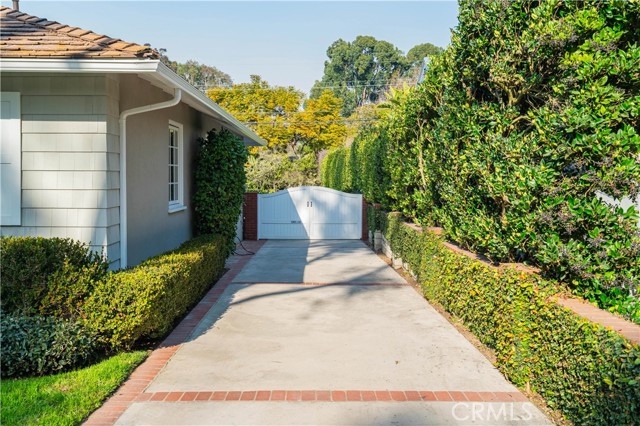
[118,89,182,268]
[0,59,266,146]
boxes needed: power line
[243,118,379,125]
[207,81,415,92]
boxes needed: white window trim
[1,92,22,226]
[168,120,186,213]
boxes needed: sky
[7,1,460,94]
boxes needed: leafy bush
[323,0,640,321]
[194,129,248,254]
[320,147,351,193]
[0,237,108,318]
[82,234,227,350]
[1,314,98,378]
[247,150,319,193]
[374,210,640,425]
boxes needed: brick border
[555,297,640,344]
[136,390,529,403]
[83,241,266,426]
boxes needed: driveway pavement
[87,240,551,426]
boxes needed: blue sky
[10,1,459,94]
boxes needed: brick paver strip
[211,391,227,401]
[82,241,266,426]
[136,390,528,403]
[226,391,242,401]
[240,391,257,401]
[270,390,286,401]
[255,390,271,401]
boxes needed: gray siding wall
[120,75,222,266]
[0,73,121,267]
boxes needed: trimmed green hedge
[82,234,227,350]
[0,237,108,318]
[320,147,352,193]
[373,209,639,425]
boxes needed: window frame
[1,92,22,226]
[168,120,186,213]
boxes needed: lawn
[1,350,148,426]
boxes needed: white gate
[258,186,362,239]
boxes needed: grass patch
[1,350,148,426]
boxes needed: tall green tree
[406,42,443,66]
[208,75,305,152]
[156,50,232,91]
[311,36,409,116]
[208,76,345,155]
[176,60,232,90]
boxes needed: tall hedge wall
[322,0,640,322]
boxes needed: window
[168,121,185,213]
[1,92,21,225]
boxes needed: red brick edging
[555,297,640,344]
[83,241,266,426]
[136,390,529,403]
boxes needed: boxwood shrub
[0,236,108,318]
[0,314,98,378]
[374,209,640,425]
[82,234,227,350]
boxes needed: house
[0,6,265,268]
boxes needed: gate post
[243,192,258,240]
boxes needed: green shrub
[247,150,320,193]
[324,1,640,321]
[320,147,351,192]
[375,211,640,425]
[194,129,248,255]
[0,237,108,318]
[0,314,98,378]
[82,234,227,350]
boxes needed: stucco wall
[119,75,222,266]
[0,73,121,266]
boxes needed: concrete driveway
[93,240,551,426]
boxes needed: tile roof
[0,6,159,59]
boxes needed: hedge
[320,146,351,193]
[0,237,109,318]
[322,0,640,322]
[194,129,248,255]
[82,234,227,350]
[373,209,639,425]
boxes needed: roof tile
[0,6,159,59]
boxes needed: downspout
[119,89,182,268]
